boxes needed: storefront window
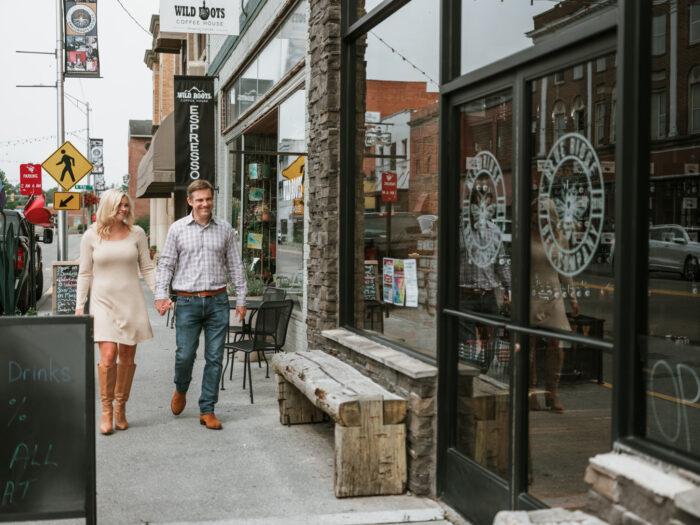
[224,1,307,128]
[460,0,551,76]
[277,89,306,309]
[356,1,439,357]
[528,54,616,507]
[645,0,700,458]
[454,90,513,480]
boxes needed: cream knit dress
[76,225,156,344]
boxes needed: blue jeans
[174,293,229,415]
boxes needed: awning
[136,112,174,198]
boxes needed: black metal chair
[222,299,293,403]
[221,287,287,389]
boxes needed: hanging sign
[64,1,100,77]
[19,164,43,196]
[381,172,398,202]
[174,76,215,189]
[160,0,240,36]
[88,138,103,174]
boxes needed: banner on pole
[64,1,100,77]
[89,138,103,174]
[159,0,239,36]
[174,76,215,189]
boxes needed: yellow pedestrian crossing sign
[42,141,93,191]
[53,191,81,211]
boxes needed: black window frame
[339,0,700,491]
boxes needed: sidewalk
[33,285,454,525]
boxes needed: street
[40,231,81,296]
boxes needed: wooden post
[334,397,407,497]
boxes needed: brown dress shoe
[171,390,186,415]
[199,413,222,430]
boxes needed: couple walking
[76,180,247,434]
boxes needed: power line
[114,0,151,36]
[0,129,87,148]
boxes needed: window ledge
[321,328,437,380]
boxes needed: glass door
[439,4,618,522]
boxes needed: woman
[76,189,156,434]
[529,197,579,412]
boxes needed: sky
[0,0,159,191]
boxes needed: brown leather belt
[177,287,227,298]
[460,288,494,296]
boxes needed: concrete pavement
[31,283,455,525]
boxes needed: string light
[369,31,438,90]
[0,129,87,149]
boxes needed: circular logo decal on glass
[461,151,507,268]
[538,133,605,276]
[66,5,97,34]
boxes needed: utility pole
[56,0,67,261]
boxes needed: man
[458,191,510,371]
[155,180,246,430]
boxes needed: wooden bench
[271,350,407,498]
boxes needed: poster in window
[64,2,100,78]
[393,259,406,306]
[247,232,263,250]
[249,187,264,201]
[404,258,418,307]
[382,258,394,303]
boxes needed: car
[648,225,700,281]
[364,211,422,261]
[0,209,54,314]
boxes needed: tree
[0,169,19,210]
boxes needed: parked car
[648,225,700,281]
[364,211,422,261]
[0,209,53,314]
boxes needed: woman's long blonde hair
[94,189,134,238]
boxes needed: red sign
[381,172,398,202]
[20,164,43,196]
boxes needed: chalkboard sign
[0,316,95,523]
[363,261,380,301]
[52,262,79,315]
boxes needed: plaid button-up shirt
[155,213,247,306]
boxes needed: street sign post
[19,164,43,195]
[381,172,398,202]
[42,141,93,191]
[53,191,81,210]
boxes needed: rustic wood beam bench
[271,350,407,498]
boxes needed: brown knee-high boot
[97,364,117,434]
[114,363,137,430]
[545,342,564,412]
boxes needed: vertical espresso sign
[174,76,215,189]
[63,1,100,77]
[0,317,95,523]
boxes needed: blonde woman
[76,189,156,434]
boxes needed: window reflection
[645,0,700,459]
[528,50,615,508]
[224,1,307,127]
[454,91,513,480]
[357,1,439,357]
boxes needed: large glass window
[223,1,307,128]
[691,2,700,44]
[276,89,306,308]
[356,1,439,358]
[454,90,513,480]
[645,2,700,458]
[652,14,666,56]
[460,0,551,76]
[528,53,616,508]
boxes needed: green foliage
[134,214,150,234]
[14,306,37,316]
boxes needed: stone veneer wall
[306,0,342,343]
